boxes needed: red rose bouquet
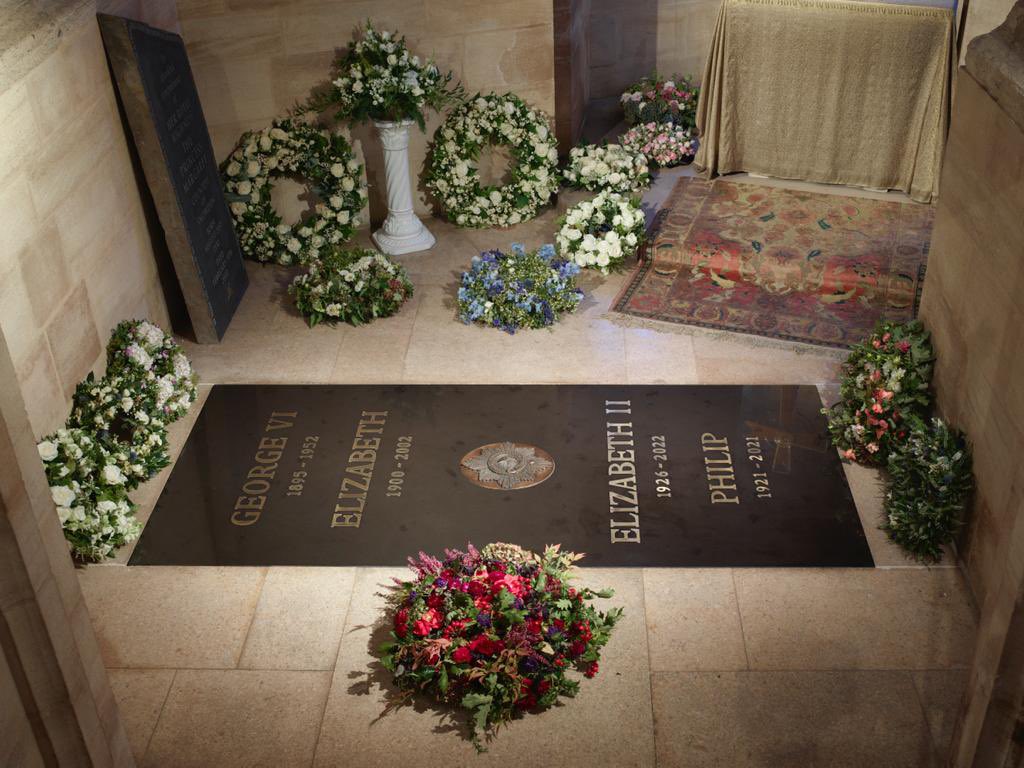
[380,543,622,750]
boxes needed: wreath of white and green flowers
[425,93,560,228]
[222,117,368,265]
[36,319,198,561]
[106,319,197,423]
[562,144,650,194]
[555,191,646,274]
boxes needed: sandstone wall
[918,5,1024,762]
[175,0,557,222]
[0,1,177,441]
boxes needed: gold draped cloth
[694,0,955,203]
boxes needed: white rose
[259,135,272,151]
[287,238,301,253]
[489,190,502,205]
[341,177,355,192]
[626,232,638,246]
[246,160,260,176]
[336,210,350,224]
[102,462,124,487]
[37,441,58,462]
[330,163,345,178]
[96,500,118,513]
[230,202,247,216]
[51,485,76,507]
[226,161,241,177]
[237,180,252,195]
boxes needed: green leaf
[438,665,449,694]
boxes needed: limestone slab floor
[77,171,975,767]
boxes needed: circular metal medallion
[460,442,555,491]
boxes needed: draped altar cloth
[694,0,955,203]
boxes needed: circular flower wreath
[222,117,368,265]
[562,143,650,194]
[556,191,645,274]
[425,93,560,228]
[289,247,413,327]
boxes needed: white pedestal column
[371,119,435,255]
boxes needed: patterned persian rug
[613,178,933,348]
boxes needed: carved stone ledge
[965,0,1024,132]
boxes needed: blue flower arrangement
[457,244,583,333]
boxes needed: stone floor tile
[402,285,627,384]
[239,567,356,671]
[314,567,654,768]
[179,323,344,386]
[107,668,175,763]
[624,327,699,384]
[913,669,968,759]
[78,566,266,668]
[644,569,748,671]
[692,333,844,384]
[652,670,938,767]
[143,669,331,768]
[733,569,976,670]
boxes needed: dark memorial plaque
[99,15,247,342]
[131,385,874,568]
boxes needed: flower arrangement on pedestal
[824,321,934,465]
[309,21,461,130]
[289,247,413,327]
[309,22,463,255]
[562,144,650,194]
[457,244,583,333]
[621,121,697,168]
[555,191,645,274]
[425,92,560,228]
[381,543,622,751]
[222,117,367,265]
[620,73,700,130]
[37,320,197,561]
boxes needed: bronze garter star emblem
[460,442,555,490]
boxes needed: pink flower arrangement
[621,122,697,168]
[620,73,699,129]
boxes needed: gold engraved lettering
[605,401,641,543]
[331,410,389,528]
[230,411,295,526]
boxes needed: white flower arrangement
[555,191,646,274]
[425,92,560,228]
[562,144,650,194]
[38,428,140,561]
[310,22,461,129]
[106,319,197,422]
[38,319,197,561]
[289,247,414,327]
[223,116,367,265]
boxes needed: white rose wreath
[556,191,646,274]
[425,93,560,228]
[222,117,368,265]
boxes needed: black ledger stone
[98,14,247,342]
[130,384,875,568]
